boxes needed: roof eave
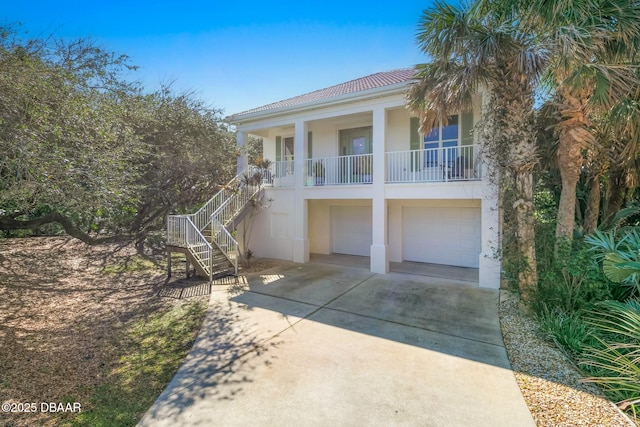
[228,81,410,124]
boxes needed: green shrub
[533,239,612,314]
[538,307,597,357]
[581,300,640,418]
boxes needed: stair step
[211,270,236,280]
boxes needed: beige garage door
[331,206,372,257]
[402,206,481,268]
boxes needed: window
[424,115,459,167]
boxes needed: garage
[402,206,481,268]
[331,206,372,256]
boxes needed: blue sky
[2,1,428,115]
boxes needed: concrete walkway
[139,262,534,427]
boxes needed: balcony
[306,154,373,186]
[386,144,481,183]
[252,160,295,187]
[257,144,481,188]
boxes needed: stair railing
[211,182,261,229]
[167,174,245,246]
[190,174,242,231]
[209,180,263,273]
[211,215,238,275]
[167,215,191,247]
[169,215,213,278]
[167,168,266,279]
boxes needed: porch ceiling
[245,112,374,137]
[309,111,372,128]
[247,124,294,138]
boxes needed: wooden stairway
[166,169,267,282]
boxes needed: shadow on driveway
[139,262,534,427]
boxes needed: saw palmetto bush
[581,300,640,418]
[586,227,640,300]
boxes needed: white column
[236,130,247,176]
[479,170,501,288]
[370,106,388,273]
[477,88,501,289]
[292,120,309,263]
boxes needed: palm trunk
[489,74,539,303]
[507,115,539,303]
[604,166,626,225]
[583,174,601,235]
[513,167,538,302]
[556,133,583,240]
[555,92,589,244]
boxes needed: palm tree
[602,86,640,225]
[407,1,548,301]
[524,0,640,242]
[584,92,640,233]
[582,118,608,234]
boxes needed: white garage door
[402,206,481,268]
[331,206,372,256]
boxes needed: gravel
[499,291,637,427]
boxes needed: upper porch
[235,98,484,191]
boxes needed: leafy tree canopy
[0,26,237,248]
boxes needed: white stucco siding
[308,121,341,158]
[237,94,405,154]
[385,181,483,199]
[238,188,296,261]
[386,108,411,152]
[236,93,405,131]
[262,135,276,163]
[306,107,409,159]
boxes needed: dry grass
[0,236,237,427]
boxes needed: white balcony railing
[258,160,295,187]
[386,144,481,183]
[257,145,481,188]
[305,154,373,186]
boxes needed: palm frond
[586,228,620,254]
[605,206,640,231]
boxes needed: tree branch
[0,212,132,245]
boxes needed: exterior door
[275,136,294,177]
[338,127,372,182]
[339,127,372,156]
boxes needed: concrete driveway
[139,262,534,427]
